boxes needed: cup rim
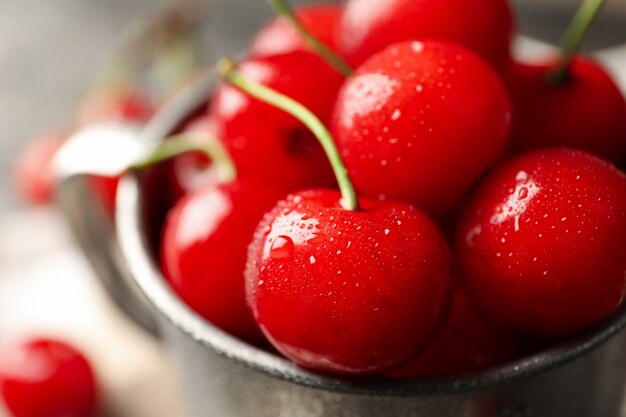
[115,59,626,397]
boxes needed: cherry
[160,130,283,343]
[219,59,453,374]
[246,189,452,374]
[507,58,626,165]
[208,50,344,193]
[337,0,514,70]
[330,40,512,216]
[250,3,343,59]
[77,89,154,126]
[161,180,284,343]
[12,131,67,205]
[388,288,520,377]
[0,338,98,417]
[456,148,626,339]
[506,0,626,165]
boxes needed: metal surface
[57,39,626,416]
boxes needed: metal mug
[56,41,626,417]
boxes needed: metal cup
[57,44,626,417]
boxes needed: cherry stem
[547,0,606,85]
[266,0,352,77]
[132,132,237,183]
[217,58,359,211]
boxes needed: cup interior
[113,61,626,397]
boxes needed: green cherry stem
[133,132,237,183]
[266,0,352,77]
[547,0,606,85]
[217,58,359,211]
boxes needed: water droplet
[309,256,316,264]
[411,41,424,53]
[516,170,528,181]
[391,109,402,121]
[518,187,528,199]
[307,232,326,244]
[270,236,294,259]
[384,229,390,235]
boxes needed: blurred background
[0,0,624,416]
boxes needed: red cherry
[245,189,453,374]
[0,338,98,417]
[12,131,66,206]
[388,288,520,377]
[77,89,154,126]
[506,56,626,165]
[250,3,343,58]
[331,40,512,215]
[456,148,626,339]
[337,0,514,70]
[161,180,285,343]
[209,51,343,193]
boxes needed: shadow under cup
[58,65,626,417]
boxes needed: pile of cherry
[158,0,626,377]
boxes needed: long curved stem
[133,132,237,183]
[218,58,359,211]
[266,0,352,77]
[547,0,606,85]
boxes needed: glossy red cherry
[245,189,453,374]
[337,0,514,70]
[331,40,512,216]
[388,288,520,377]
[456,148,626,339]
[506,56,626,165]
[209,51,343,193]
[161,180,285,343]
[12,131,66,205]
[0,338,98,417]
[250,3,343,58]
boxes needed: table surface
[0,1,625,416]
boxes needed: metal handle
[55,68,217,336]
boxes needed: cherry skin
[456,148,626,339]
[331,40,512,216]
[245,189,453,374]
[506,56,626,166]
[0,338,98,417]
[161,180,285,343]
[208,51,343,193]
[337,0,514,70]
[12,131,67,205]
[250,3,343,58]
[388,288,521,377]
